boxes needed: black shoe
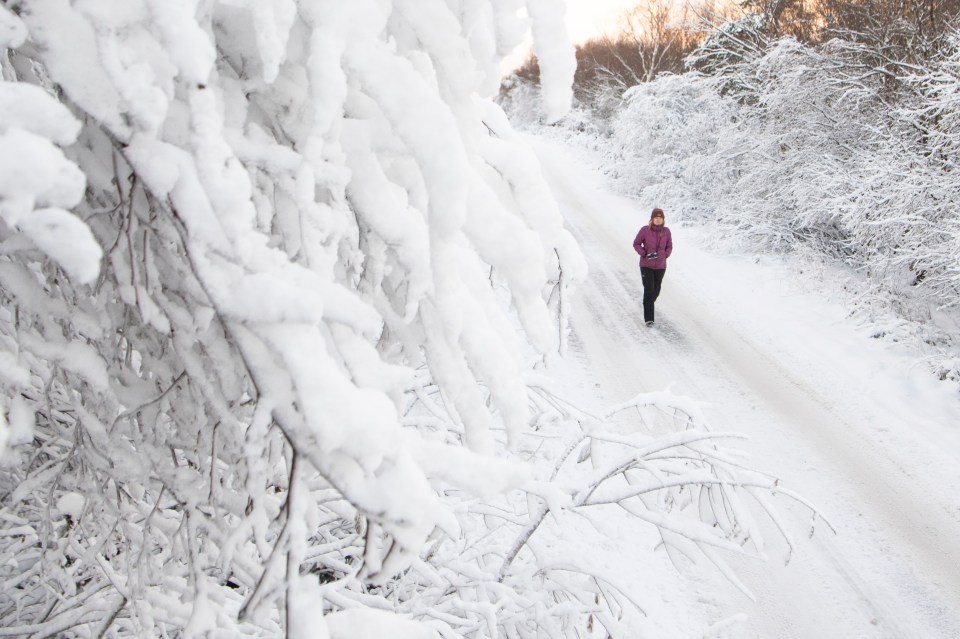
[645,320,654,327]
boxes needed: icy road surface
[534,137,960,638]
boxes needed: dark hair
[649,208,665,228]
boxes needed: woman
[632,208,673,326]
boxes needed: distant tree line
[507,0,707,117]
[503,0,960,118]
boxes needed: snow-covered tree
[0,0,583,634]
[846,31,960,308]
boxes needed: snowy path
[533,138,960,638]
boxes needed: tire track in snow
[666,278,960,638]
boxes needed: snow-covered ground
[533,137,960,638]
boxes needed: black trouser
[640,267,666,323]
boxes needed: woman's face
[653,214,664,226]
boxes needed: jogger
[632,208,673,326]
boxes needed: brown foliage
[573,0,705,91]
[739,0,960,53]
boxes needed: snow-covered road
[534,138,960,638]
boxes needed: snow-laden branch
[0,1,582,636]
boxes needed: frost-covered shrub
[686,13,771,88]
[607,72,739,221]
[719,38,888,255]
[497,74,546,127]
[874,34,960,306]
[609,35,901,256]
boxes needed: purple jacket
[633,225,672,270]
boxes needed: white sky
[565,0,639,43]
